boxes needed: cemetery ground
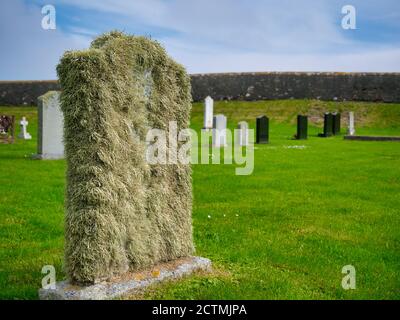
[0,99,399,300]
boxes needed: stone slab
[39,256,211,300]
[344,135,400,142]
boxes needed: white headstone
[237,121,249,146]
[348,111,355,136]
[212,114,227,147]
[36,91,64,159]
[18,116,32,140]
[203,96,214,130]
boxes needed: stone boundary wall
[190,72,400,103]
[1,72,400,105]
[0,80,60,105]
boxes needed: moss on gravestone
[57,31,193,284]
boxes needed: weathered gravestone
[237,121,249,146]
[18,117,32,140]
[318,112,333,137]
[0,115,15,144]
[256,115,269,144]
[39,32,210,299]
[332,112,341,135]
[296,115,308,140]
[213,114,227,147]
[203,96,214,130]
[347,112,355,136]
[35,91,64,159]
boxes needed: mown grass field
[0,100,399,299]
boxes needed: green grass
[1,100,400,299]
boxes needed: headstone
[36,91,64,159]
[296,115,308,140]
[332,112,341,135]
[348,112,355,136]
[0,115,15,144]
[318,112,333,137]
[203,96,214,130]
[256,115,269,144]
[212,114,227,147]
[237,121,249,146]
[45,32,208,292]
[18,117,32,140]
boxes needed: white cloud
[1,0,399,79]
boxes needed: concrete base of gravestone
[38,256,211,300]
[344,135,400,142]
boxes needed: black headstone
[296,115,308,140]
[256,115,269,144]
[318,113,333,137]
[332,112,341,135]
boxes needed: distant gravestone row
[203,97,360,144]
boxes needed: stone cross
[18,117,32,140]
[212,114,227,147]
[203,96,214,130]
[348,111,355,136]
[237,121,249,146]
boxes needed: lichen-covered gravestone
[44,32,210,296]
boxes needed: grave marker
[203,96,214,130]
[38,32,210,299]
[296,115,308,140]
[332,112,341,135]
[0,115,15,144]
[348,112,355,136]
[36,91,64,159]
[256,116,269,144]
[318,113,333,137]
[18,117,32,140]
[213,114,227,147]
[237,121,249,146]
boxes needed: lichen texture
[57,31,193,284]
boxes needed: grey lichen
[57,31,193,284]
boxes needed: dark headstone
[318,113,333,137]
[332,112,341,135]
[296,115,308,140]
[0,115,15,144]
[256,115,269,144]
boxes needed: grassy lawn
[1,100,399,299]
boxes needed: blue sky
[1,0,399,80]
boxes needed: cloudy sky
[1,0,399,80]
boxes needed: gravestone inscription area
[39,31,211,300]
